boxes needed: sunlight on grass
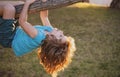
[68,3,108,8]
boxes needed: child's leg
[2,4,15,19]
[0,4,16,47]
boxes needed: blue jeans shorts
[0,17,18,48]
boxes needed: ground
[0,2,120,77]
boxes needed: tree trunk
[15,0,82,14]
[110,0,120,9]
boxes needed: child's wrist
[25,2,31,6]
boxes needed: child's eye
[60,35,62,37]
[50,34,54,37]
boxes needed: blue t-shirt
[12,25,53,56]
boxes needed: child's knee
[4,4,15,13]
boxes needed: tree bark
[110,0,120,9]
[82,0,89,2]
[15,0,82,14]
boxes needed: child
[0,0,76,77]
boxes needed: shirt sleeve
[33,26,53,44]
[42,26,53,32]
[33,30,46,45]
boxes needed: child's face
[48,28,66,43]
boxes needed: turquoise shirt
[12,25,53,56]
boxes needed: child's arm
[40,10,52,27]
[19,0,38,38]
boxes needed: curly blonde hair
[37,35,76,77]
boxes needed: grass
[0,2,120,77]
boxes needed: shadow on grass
[0,69,14,77]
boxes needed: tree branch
[15,0,82,14]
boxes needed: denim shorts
[0,17,18,48]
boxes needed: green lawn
[0,3,120,77]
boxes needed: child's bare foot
[42,0,47,2]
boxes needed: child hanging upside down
[0,0,76,77]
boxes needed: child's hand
[25,0,36,4]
